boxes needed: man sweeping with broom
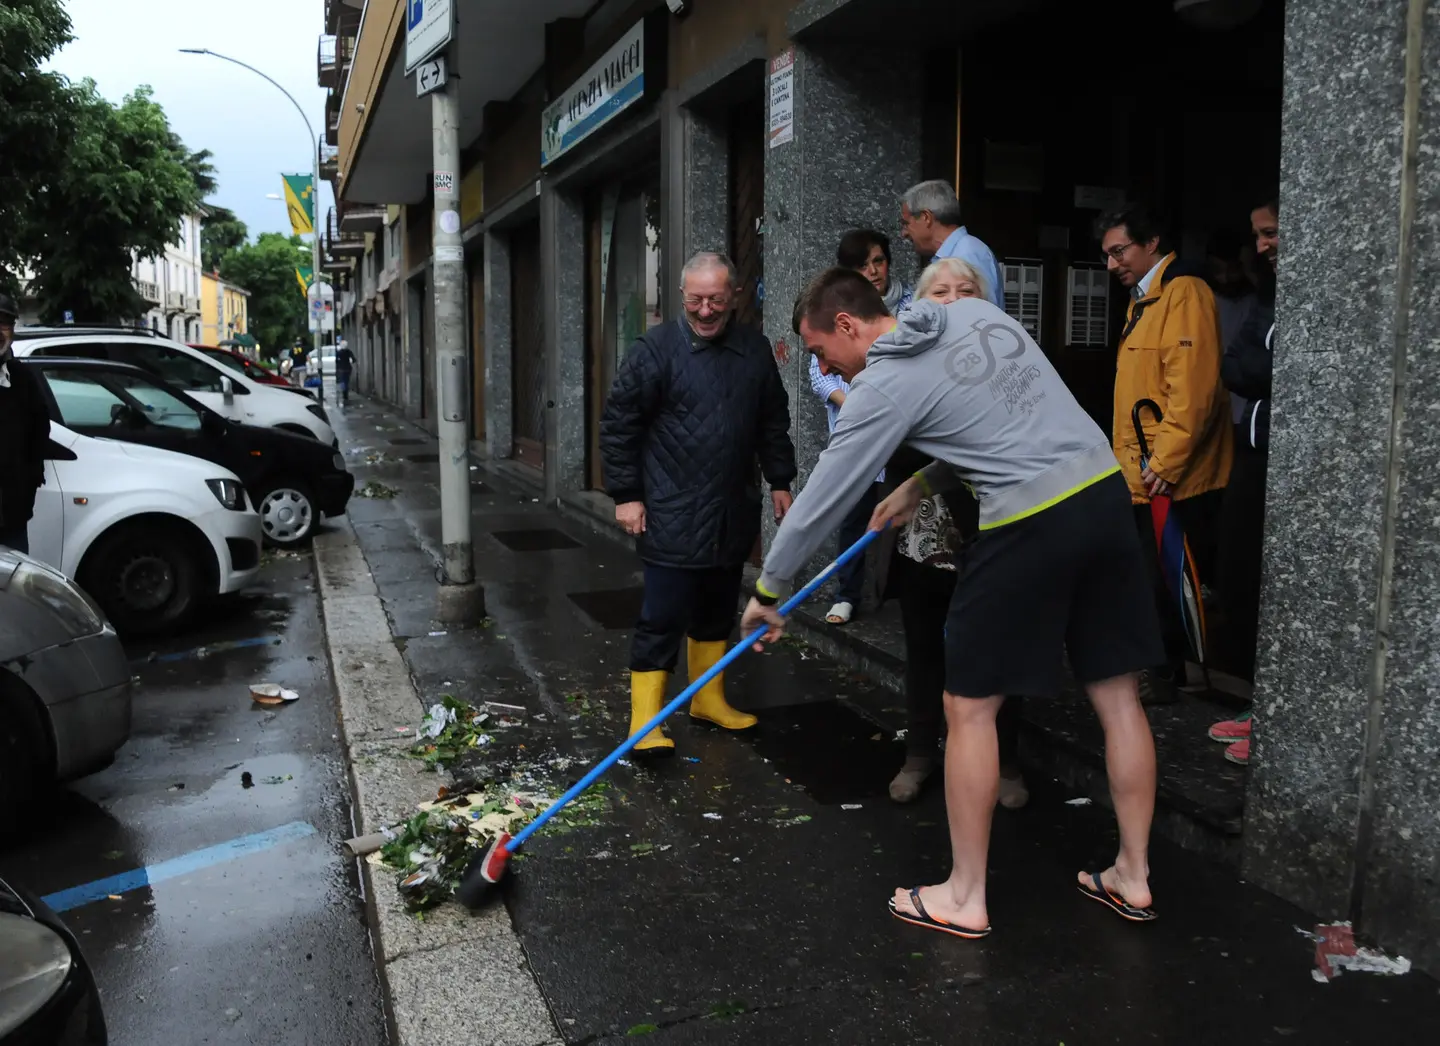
[741,268,1165,936]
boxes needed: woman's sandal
[1077,871,1157,922]
[888,887,992,939]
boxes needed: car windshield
[202,349,248,376]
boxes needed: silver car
[0,548,132,832]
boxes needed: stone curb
[313,516,562,1046]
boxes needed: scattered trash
[703,813,723,821]
[626,1024,660,1036]
[1293,926,1326,944]
[428,630,448,637]
[354,480,398,499]
[241,772,254,789]
[774,814,812,827]
[482,701,527,717]
[1309,922,1412,983]
[262,775,294,785]
[250,683,299,706]
[223,1007,242,1023]
[168,783,185,792]
[841,804,862,810]
[343,825,401,858]
[1064,797,1093,806]
[411,697,511,770]
[683,757,701,763]
[107,894,122,901]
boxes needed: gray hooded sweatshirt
[758,298,1119,597]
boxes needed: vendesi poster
[768,48,795,149]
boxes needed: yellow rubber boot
[687,639,758,730]
[628,670,675,755]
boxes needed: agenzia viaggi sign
[541,21,645,167]
[405,0,453,75]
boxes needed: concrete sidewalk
[319,395,1438,1046]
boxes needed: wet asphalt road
[0,554,388,1046]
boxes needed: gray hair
[915,257,991,304]
[679,251,738,290]
[900,180,962,227]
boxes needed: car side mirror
[221,375,235,404]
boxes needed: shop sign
[768,48,795,149]
[541,21,645,167]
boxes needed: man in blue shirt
[899,180,1005,309]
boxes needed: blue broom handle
[505,525,888,853]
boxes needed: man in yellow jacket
[1099,204,1233,702]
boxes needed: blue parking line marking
[138,635,282,666]
[41,821,318,914]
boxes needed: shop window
[1066,265,1111,348]
[1002,259,1043,341]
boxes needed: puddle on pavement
[745,701,900,805]
[567,586,644,630]
[491,528,583,552]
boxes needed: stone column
[483,230,514,459]
[1243,0,1440,972]
[663,90,731,313]
[760,39,922,567]
[541,184,586,501]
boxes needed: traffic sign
[405,0,453,74]
[416,55,447,97]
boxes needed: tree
[0,0,74,292]
[20,83,203,323]
[172,137,218,197]
[220,233,310,359]
[202,206,248,273]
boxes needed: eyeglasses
[682,295,731,311]
[1103,241,1137,262]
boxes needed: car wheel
[0,674,51,836]
[256,479,317,549]
[81,523,200,636]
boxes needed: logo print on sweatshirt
[943,319,1027,388]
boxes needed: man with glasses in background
[1098,204,1232,704]
[601,251,797,756]
[0,293,52,554]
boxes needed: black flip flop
[888,888,992,939]
[1077,871,1157,922]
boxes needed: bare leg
[893,693,1003,930]
[1079,672,1155,909]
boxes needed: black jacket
[0,358,52,530]
[1221,299,1275,452]
[600,318,797,569]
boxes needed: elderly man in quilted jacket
[600,252,797,755]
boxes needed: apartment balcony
[136,279,161,304]
[319,143,340,185]
[338,202,386,235]
[318,35,339,89]
[325,0,363,37]
[326,209,366,257]
[325,91,341,148]
[165,291,185,312]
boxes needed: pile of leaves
[411,695,503,771]
[354,481,398,500]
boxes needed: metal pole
[430,66,474,587]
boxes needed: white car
[320,346,336,377]
[12,327,337,446]
[15,420,264,635]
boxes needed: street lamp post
[180,48,322,379]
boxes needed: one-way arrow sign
[415,55,447,98]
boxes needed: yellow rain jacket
[1112,253,1233,504]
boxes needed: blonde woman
[885,257,1027,809]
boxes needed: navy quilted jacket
[600,318,797,569]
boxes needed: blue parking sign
[63,310,74,324]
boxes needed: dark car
[21,358,353,550]
[0,874,106,1045]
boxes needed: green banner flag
[296,266,315,294]
[283,174,315,236]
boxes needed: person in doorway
[809,229,913,624]
[887,258,1027,810]
[335,340,355,406]
[743,269,1163,934]
[898,180,1005,310]
[1209,197,1280,767]
[601,251,797,756]
[1098,203,1233,704]
[0,294,52,555]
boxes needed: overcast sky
[45,0,337,243]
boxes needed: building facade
[132,211,207,341]
[317,0,1440,971]
[199,273,251,347]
